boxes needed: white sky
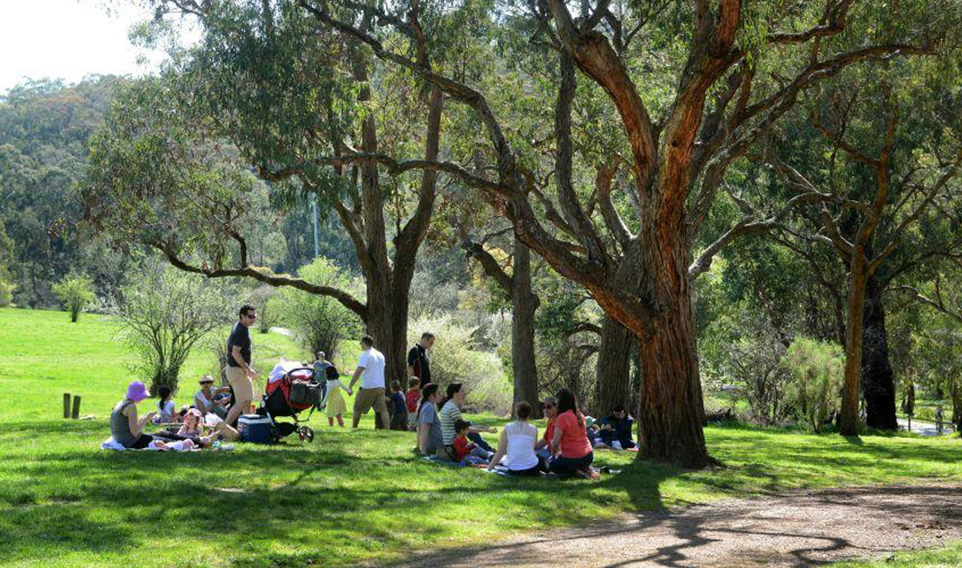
[0,0,190,94]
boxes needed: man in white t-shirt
[348,334,390,429]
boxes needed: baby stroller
[259,363,325,443]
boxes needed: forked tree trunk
[860,276,897,430]
[511,239,542,417]
[840,251,870,436]
[594,315,633,417]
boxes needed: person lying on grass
[164,408,241,448]
[110,380,171,450]
[452,419,495,464]
[487,401,545,476]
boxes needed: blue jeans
[467,431,494,452]
[548,451,593,476]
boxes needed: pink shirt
[555,410,592,459]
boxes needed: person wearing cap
[194,375,231,419]
[313,351,332,380]
[109,380,170,449]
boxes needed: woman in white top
[488,401,545,476]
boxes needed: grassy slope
[1,307,961,568]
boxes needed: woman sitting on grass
[110,381,170,450]
[436,383,497,462]
[487,401,544,476]
[194,375,231,419]
[417,384,442,455]
[548,388,594,477]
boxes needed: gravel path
[386,485,962,568]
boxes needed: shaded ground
[386,485,962,568]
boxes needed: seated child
[155,386,181,423]
[453,419,494,464]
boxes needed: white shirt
[504,421,539,471]
[357,347,386,389]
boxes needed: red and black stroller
[258,365,325,443]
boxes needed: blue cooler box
[238,414,273,444]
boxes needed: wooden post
[71,395,82,420]
[63,393,71,419]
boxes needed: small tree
[275,258,362,360]
[783,338,845,432]
[119,264,234,394]
[52,275,95,322]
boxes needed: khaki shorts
[226,365,254,404]
[353,387,387,415]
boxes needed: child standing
[324,365,352,427]
[405,377,421,431]
[389,380,408,431]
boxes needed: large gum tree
[296,0,946,466]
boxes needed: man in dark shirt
[225,304,257,427]
[407,332,435,386]
[599,404,635,449]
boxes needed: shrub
[119,264,234,394]
[52,275,95,322]
[0,277,14,307]
[408,315,512,413]
[275,258,362,360]
[783,338,845,432]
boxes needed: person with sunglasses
[225,304,257,427]
[534,396,558,460]
[193,374,231,419]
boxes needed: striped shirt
[439,400,463,445]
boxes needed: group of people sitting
[413,382,616,478]
[109,377,246,451]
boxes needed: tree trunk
[511,239,541,417]
[619,232,711,468]
[860,276,897,430]
[840,252,870,436]
[949,379,962,431]
[593,315,633,417]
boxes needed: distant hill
[0,76,125,307]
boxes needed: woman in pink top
[549,388,594,476]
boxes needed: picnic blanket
[100,437,197,452]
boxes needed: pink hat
[127,381,149,402]
[186,408,203,419]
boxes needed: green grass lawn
[829,542,962,567]
[2,307,962,568]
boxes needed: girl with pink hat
[109,380,170,449]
